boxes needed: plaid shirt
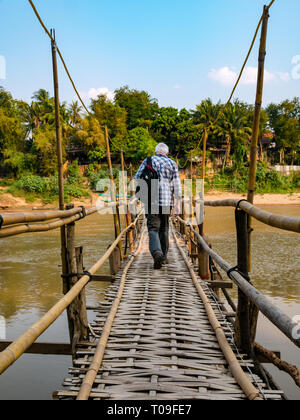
[135,154,182,207]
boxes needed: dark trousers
[146,207,170,259]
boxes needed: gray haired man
[135,143,182,269]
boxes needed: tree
[32,126,59,176]
[125,127,157,161]
[90,94,127,150]
[72,115,105,153]
[69,101,82,127]
[217,104,252,170]
[266,98,300,165]
[151,107,179,153]
[0,87,28,176]
[114,86,159,130]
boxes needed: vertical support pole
[248,6,270,247]
[121,150,134,253]
[246,5,270,343]
[51,30,64,211]
[234,208,254,355]
[105,126,123,259]
[197,128,210,281]
[199,129,208,237]
[197,240,210,281]
[51,29,68,292]
[66,204,89,354]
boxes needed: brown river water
[0,205,299,400]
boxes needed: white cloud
[241,66,276,85]
[277,72,291,82]
[81,87,115,102]
[173,84,182,89]
[208,66,289,86]
[208,67,237,86]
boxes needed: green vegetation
[206,163,300,194]
[0,85,299,202]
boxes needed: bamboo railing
[0,200,140,239]
[203,199,300,233]
[0,202,144,375]
[175,197,300,350]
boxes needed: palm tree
[192,98,222,129]
[217,104,252,171]
[69,101,82,127]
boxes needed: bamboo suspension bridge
[0,0,299,401]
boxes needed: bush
[88,167,120,191]
[206,164,298,194]
[7,174,90,203]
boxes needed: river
[0,205,299,400]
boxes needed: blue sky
[0,0,299,110]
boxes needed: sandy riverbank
[204,191,300,206]
[0,189,299,211]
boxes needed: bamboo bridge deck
[54,226,284,401]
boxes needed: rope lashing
[79,206,87,220]
[235,199,249,211]
[227,266,251,283]
[83,271,94,282]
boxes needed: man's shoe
[162,258,169,265]
[154,253,164,270]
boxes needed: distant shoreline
[0,190,299,212]
[204,191,300,206]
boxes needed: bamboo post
[121,150,134,253]
[199,129,208,237]
[246,5,270,343]
[105,126,123,259]
[65,204,89,352]
[234,208,254,354]
[197,129,210,280]
[248,6,270,243]
[51,29,68,292]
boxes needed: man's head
[155,143,169,156]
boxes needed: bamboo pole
[0,205,118,239]
[105,126,123,259]
[247,6,271,341]
[51,29,68,292]
[120,149,134,253]
[77,229,146,400]
[172,227,262,401]
[234,208,253,353]
[178,218,300,349]
[65,204,89,351]
[51,30,65,211]
[0,214,142,375]
[247,6,270,207]
[0,207,88,227]
[199,129,208,237]
[203,199,300,233]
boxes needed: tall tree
[114,86,159,130]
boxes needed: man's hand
[173,199,181,217]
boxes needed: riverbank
[0,188,299,211]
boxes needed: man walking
[135,143,182,270]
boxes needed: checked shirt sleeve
[134,159,147,179]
